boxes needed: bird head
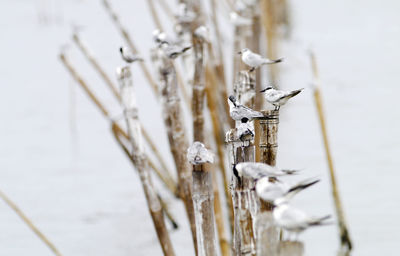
[238,48,249,55]
[260,86,273,93]
[228,95,237,107]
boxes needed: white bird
[120,47,143,63]
[228,95,263,123]
[236,122,254,141]
[234,162,298,181]
[239,48,283,72]
[273,193,331,237]
[152,29,178,46]
[256,178,319,203]
[260,86,304,110]
[230,12,252,26]
[161,43,191,59]
[187,142,214,165]
[194,25,210,42]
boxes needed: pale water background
[0,0,399,255]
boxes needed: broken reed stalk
[116,66,175,256]
[102,0,159,96]
[0,189,62,256]
[228,71,259,256]
[70,36,176,190]
[260,0,278,84]
[310,53,353,253]
[59,53,177,195]
[226,130,257,256]
[72,32,121,101]
[191,34,221,256]
[192,164,218,256]
[259,110,279,167]
[156,54,198,252]
[256,110,282,256]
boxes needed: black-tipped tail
[288,179,320,193]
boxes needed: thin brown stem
[155,54,198,252]
[72,33,121,101]
[310,52,353,252]
[0,190,62,256]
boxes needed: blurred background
[0,0,399,255]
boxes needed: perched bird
[234,162,298,180]
[256,177,319,203]
[152,29,179,46]
[260,86,304,110]
[238,48,283,72]
[194,25,210,43]
[228,95,263,123]
[187,142,214,165]
[120,47,144,63]
[273,192,331,237]
[161,43,191,59]
[236,122,254,141]
[230,12,252,26]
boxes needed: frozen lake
[0,0,399,255]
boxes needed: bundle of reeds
[57,1,352,255]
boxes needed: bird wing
[265,90,287,103]
[240,162,272,179]
[278,206,310,229]
[238,105,263,118]
[257,182,287,202]
[246,52,264,65]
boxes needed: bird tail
[287,88,304,98]
[309,215,332,226]
[181,46,192,53]
[264,57,284,64]
[287,178,320,193]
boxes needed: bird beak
[237,51,242,55]
[260,88,267,92]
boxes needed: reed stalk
[226,130,257,256]
[205,66,234,236]
[192,163,218,256]
[146,0,191,109]
[59,53,177,195]
[259,110,279,167]
[102,0,159,96]
[112,122,179,231]
[117,66,175,255]
[310,53,352,254]
[227,70,259,256]
[154,51,198,252]
[260,0,278,84]
[191,32,225,255]
[0,190,62,256]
